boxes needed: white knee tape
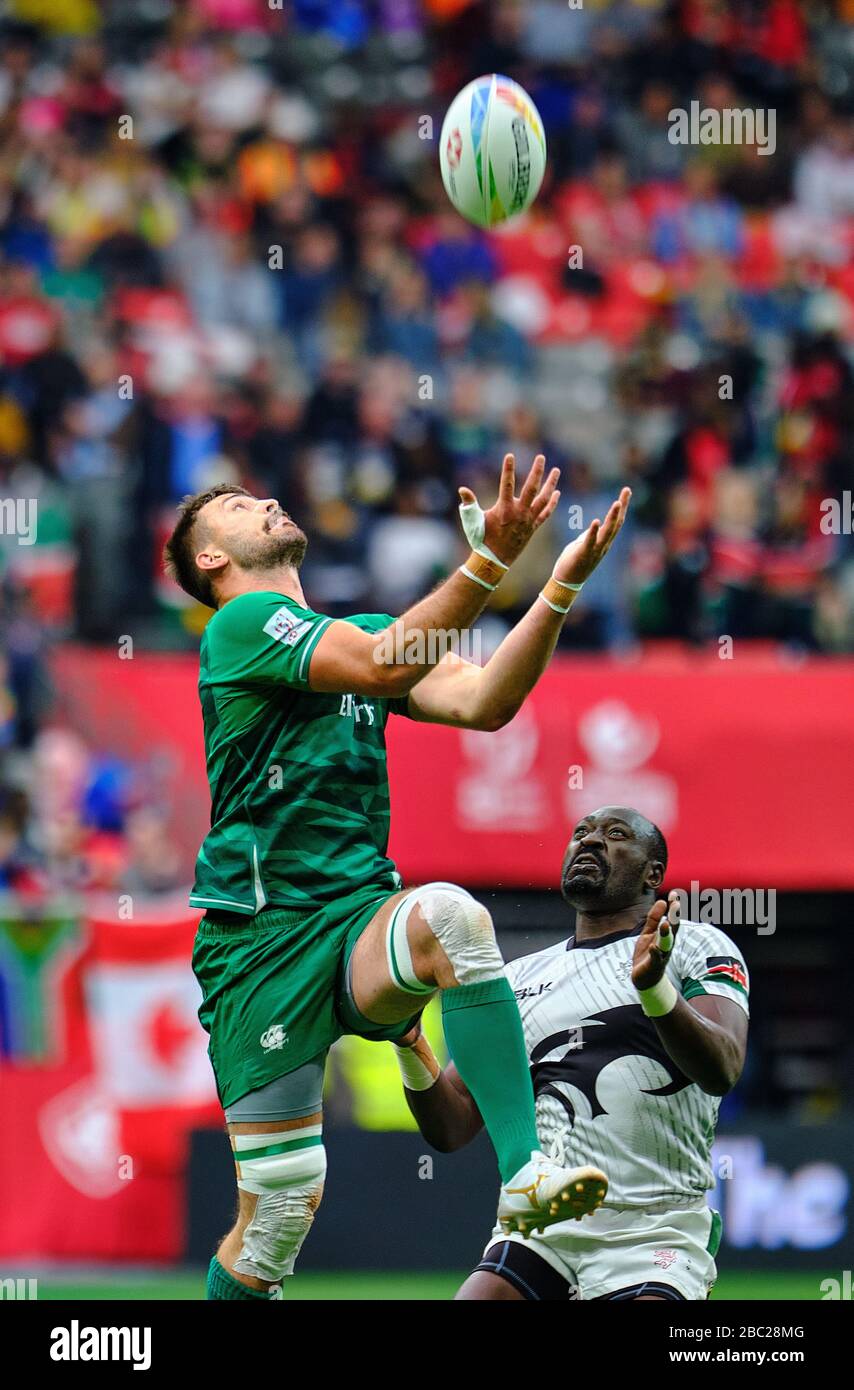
[232,1131,326,1283]
[389,881,504,989]
[386,890,441,995]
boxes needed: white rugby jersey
[506,921,750,1210]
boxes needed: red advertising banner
[386,651,854,891]
[52,646,854,891]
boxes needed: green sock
[206,1256,272,1301]
[441,976,539,1182]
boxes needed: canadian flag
[84,913,215,1109]
[78,910,219,1179]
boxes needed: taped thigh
[387,881,504,991]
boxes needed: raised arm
[403,487,631,729]
[632,895,748,1096]
[308,454,560,698]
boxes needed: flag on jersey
[683,955,748,1002]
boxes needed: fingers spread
[519,453,546,506]
[499,453,516,501]
[643,899,668,935]
[530,466,560,518]
[594,496,629,557]
[533,489,561,528]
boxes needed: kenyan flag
[703,956,748,995]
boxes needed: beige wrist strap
[539,575,583,614]
[459,551,508,592]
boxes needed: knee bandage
[232,1126,326,1283]
[387,881,505,991]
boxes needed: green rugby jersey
[189,590,407,916]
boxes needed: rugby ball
[439,74,546,228]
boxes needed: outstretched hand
[631,889,681,992]
[553,487,631,587]
[459,453,561,567]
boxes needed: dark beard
[561,872,608,909]
[233,528,308,572]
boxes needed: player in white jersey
[391,805,749,1300]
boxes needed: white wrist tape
[458,498,509,572]
[393,1043,439,1092]
[638,974,679,1018]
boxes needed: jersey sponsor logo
[338,694,376,725]
[260,1025,289,1052]
[703,956,747,990]
[530,1004,691,1123]
[514,981,552,1001]
[263,607,313,647]
[653,1248,679,1270]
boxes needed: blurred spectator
[120,806,184,896]
[0,0,849,759]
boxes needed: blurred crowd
[0,0,853,890]
[0,724,184,896]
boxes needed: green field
[24,1270,833,1301]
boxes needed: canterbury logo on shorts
[260,1025,289,1052]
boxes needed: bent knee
[408,882,504,987]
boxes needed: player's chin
[267,531,308,566]
[561,868,607,901]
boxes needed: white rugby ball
[439,74,546,228]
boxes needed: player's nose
[579,829,605,847]
[576,830,606,858]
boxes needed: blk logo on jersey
[514,981,552,1001]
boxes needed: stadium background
[1,0,853,1301]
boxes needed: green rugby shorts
[192,883,422,1109]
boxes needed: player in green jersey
[164,455,630,1300]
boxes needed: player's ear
[646,860,665,892]
[197,547,228,575]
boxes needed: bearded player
[163,455,630,1300]
[393,806,749,1301]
